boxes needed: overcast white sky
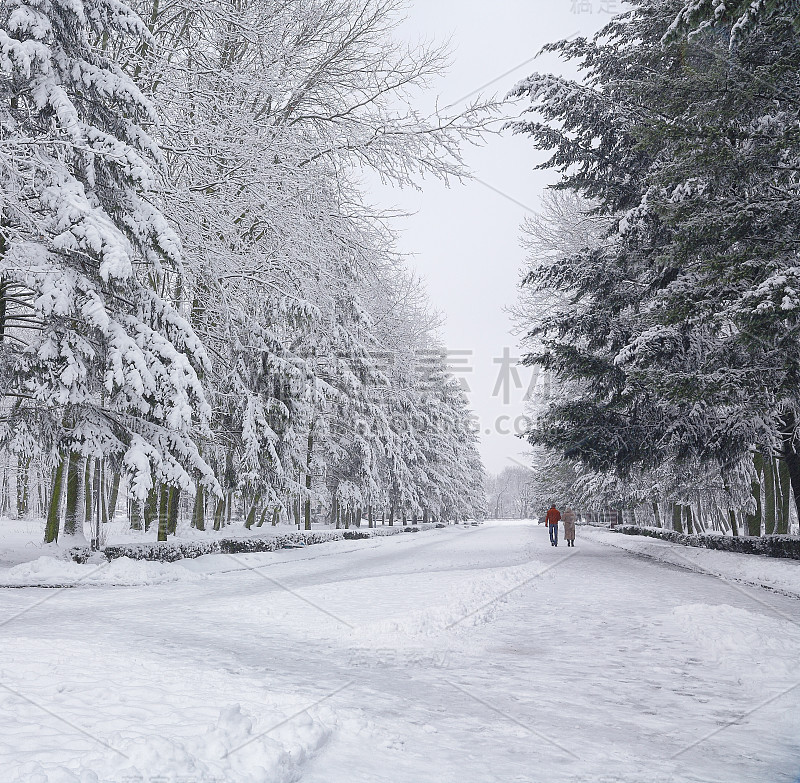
[367,1,612,474]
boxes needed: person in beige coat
[563,508,577,547]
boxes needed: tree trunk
[257,506,269,527]
[84,457,93,525]
[91,458,102,550]
[245,494,260,530]
[368,505,374,529]
[107,471,121,522]
[213,496,225,531]
[671,503,684,533]
[746,452,763,537]
[167,486,180,535]
[100,465,109,525]
[63,451,84,536]
[779,412,800,531]
[728,508,739,537]
[192,486,205,531]
[16,454,29,519]
[777,457,791,535]
[130,499,143,531]
[764,455,777,535]
[44,456,65,543]
[144,486,158,532]
[305,427,313,530]
[651,502,661,528]
[157,485,169,542]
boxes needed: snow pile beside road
[0,555,202,587]
[348,560,550,654]
[584,527,800,597]
[2,639,337,783]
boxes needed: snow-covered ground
[1,520,798,782]
[584,526,800,598]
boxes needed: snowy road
[1,521,799,783]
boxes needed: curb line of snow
[612,524,800,559]
[0,525,445,589]
[585,527,800,599]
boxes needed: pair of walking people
[545,505,576,547]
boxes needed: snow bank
[347,560,550,664]
[0,555,201,587]
[585,526,800,597]
[2,639,337,783]
[73,526,421,563]
[614,524,800,559]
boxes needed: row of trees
[512,0,800,535]
[485,466,536,520]
[0,0,487,544]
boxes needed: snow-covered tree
[508,0,800,531]
[0,0,218,543]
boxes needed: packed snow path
[1,522,799,783]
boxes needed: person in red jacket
[545,504,561,547]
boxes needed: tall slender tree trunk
[130,498,143,531]
[685,505,694,535]
[213,496,225,531]
[651,502,661,528]
[100,464,109,525]
[245,494,260,530]
[671,503,684,533]
[764,455,777,535]
[305,427,313,530]
[84,457,93,525]
[107,471,121,522]
[91,458,102,550]
[779,412,800,530]
[144,486,158,532]
[44,456,65,543]
[63,451,84,536]
[776,457,791,535]
[746,452,764,537]
[157,484,169,542]
[167,486,180,535]
[728,508,739,537]
[192,486,205,531]
[16,454,29,518]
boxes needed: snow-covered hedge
[70,525,427,563]
[612,526,800,560]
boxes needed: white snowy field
[1,521,799,783]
